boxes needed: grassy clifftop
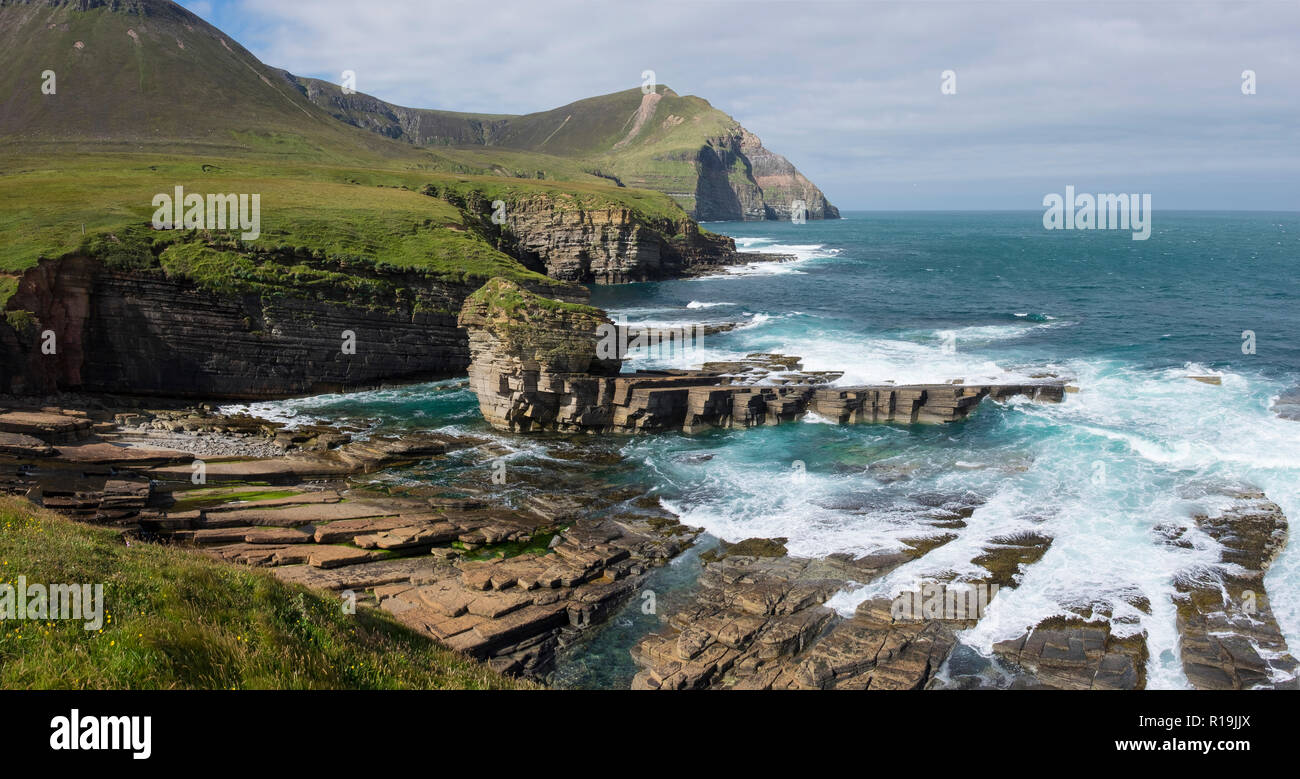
[0,151,695,308]
[0,495,537,689]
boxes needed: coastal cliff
[693,127,840,221]
[2,254,479,398]
[0,184,766,398]
[0,0,820,400]
[458,278,623,431]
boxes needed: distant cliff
[289,78,839,223]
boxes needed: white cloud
[182,0,1300,209]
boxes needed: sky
[177,0,1300,211]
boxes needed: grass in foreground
[0,496,538,689]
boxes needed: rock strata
[438,189,785,284]
[631,495,1049,690]
[0,255,491,398]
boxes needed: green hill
[0,0,716,306]
[1,0,835,222]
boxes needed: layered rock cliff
[692,127,840,221]
[0,253,580,399]
[458,278,622,432]
[0,182,766,399]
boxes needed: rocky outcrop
[630,496,1062,690]
[991,617,1148,690]
[458,277,624,432]
[459,281,1067,434]
[630,509,1154,691]
[1274,387,1300,421]
[1165,490,1298,689]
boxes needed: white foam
[637,353,1300,688]
[701,238,841,278]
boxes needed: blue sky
[178,0,1299,211]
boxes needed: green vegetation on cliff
[0,151,688,307]
[466,276,605,320]
[0,496,537,689]
[461,277,611,363]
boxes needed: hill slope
[0,0,420,162]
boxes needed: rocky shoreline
[1,280,1295,690]
[630,488,1297,690]
[4,385,1297,689]
[0,394,704,680]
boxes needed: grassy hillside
[0,1,710,308]
[0,496,538,689]
[0,0,776,313]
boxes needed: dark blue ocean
[226,211,1300,689]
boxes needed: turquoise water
[232,211,1300,689]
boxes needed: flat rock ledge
[1163,490,1299,689]
[633,488,1300,691]
[459,278,1066,433]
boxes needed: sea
[225,211,1300,689]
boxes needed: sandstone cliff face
[500,202,750,284]
[430,187,760,285]
[0,255,573,399]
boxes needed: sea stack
[457,278,623,432]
